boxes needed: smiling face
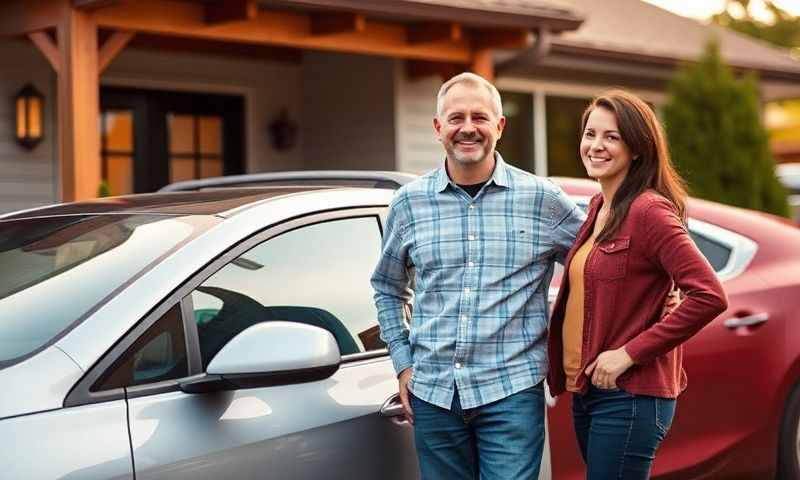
[580,106,634,187]
[434,82,505,167]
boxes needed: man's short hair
[436,72,503,119]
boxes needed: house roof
[544,0,800,79]
[259,0,584,31]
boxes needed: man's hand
[398,368,414,424]
[662,287,683,317]
[584,347,634,390]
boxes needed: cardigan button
[610,242,615,248]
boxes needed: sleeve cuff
[389,344,413,376]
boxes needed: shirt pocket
[596,236,631,281]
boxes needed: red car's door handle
[724,312,769,329]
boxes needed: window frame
[64,207,389,407]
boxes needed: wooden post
[471,48,494,82]
[57,7,100,201]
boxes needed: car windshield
[0,214,216,368]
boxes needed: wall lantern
[15,84,44,150]
[269,108,297,152]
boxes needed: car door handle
[380,394,406,418]
[724,312,769,329]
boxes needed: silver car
[0,186,425,479]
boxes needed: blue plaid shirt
[371,155,585,409]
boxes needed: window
[498,91,534,172]
[190,216,385,369]
[689,231,732,273]
[100,109,134,195]
[93,304,188,390]
[546,96,592,179]
[168,113,223,183]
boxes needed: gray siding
[302,51,395,171]
[0,40,58,215]
[394,67,442,175]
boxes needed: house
[1,0,799,214]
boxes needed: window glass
[546,96,591,179]
[689,231,731,272]
[0,214,211,368]
[93,304,188,390]
[498,91,534,172]
[191,216,385,368]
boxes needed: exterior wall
[103,47,304,174]
[0,39,58,215]
[301,51,396,171]
[394,65,443,175]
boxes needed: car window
[688,231,731,272]
[93,304,188,390]
[190,216,385,369]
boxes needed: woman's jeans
[410,383,545,480]
[572,385,676,480]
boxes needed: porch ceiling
[66,0,583,65]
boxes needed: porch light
[15,84,44,150]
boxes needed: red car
[550,177,800,480]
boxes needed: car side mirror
[179,321,341,394]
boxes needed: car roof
[158,170,418,192]
[0,187,333,220]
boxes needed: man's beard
[448,136,493,165]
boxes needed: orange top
[563,236,594,392]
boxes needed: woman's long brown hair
[581,90,688,243]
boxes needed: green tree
[712,0,800,51]
[663,40,789,216]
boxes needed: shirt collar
[435,152,511,193]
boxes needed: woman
[547,90,728,479]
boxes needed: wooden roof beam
[471,28,533,50]
[0,0,62,36]
[311,12,366,36]
[28,30,61,73]
[90,0,472,63]
[408,22,462,44]
[98,30,135,73]
[205,0,258,25]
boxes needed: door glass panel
[199,116,222,155]
[170,157,195,183]
[105,111,133,151]
[200,158,223,178]
[107,155,133,196]
[190,216,385,369]
[168,114,194,154]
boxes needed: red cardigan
[547,191,728,398]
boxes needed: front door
[99,88,245,195]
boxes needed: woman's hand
[585,347,635,389]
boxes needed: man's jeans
[572,385,676,480]
[410,383,545,480]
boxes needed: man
[371,72,585,479]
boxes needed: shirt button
[455,363,462,369]
[469,205,476,210]
[464,287,471,294]
[468,235,475,241]
[468,261,475,267]
[461,315,467,321]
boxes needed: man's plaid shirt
[371,155,585,410]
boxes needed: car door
[118,210,417,479]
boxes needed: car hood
[0,347,83,420]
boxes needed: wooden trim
[406,60,461,81]
[310,12,366,36]
[28,31,61,73]
[472,29,532,50]
[408,22,462,44]
[57,8,101,201]
[0,0,62,36]
[73,0,122,9]
[98,30,135,73]
[205,0,257,25]
[90,0,472,62]
[470,48,494,82]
